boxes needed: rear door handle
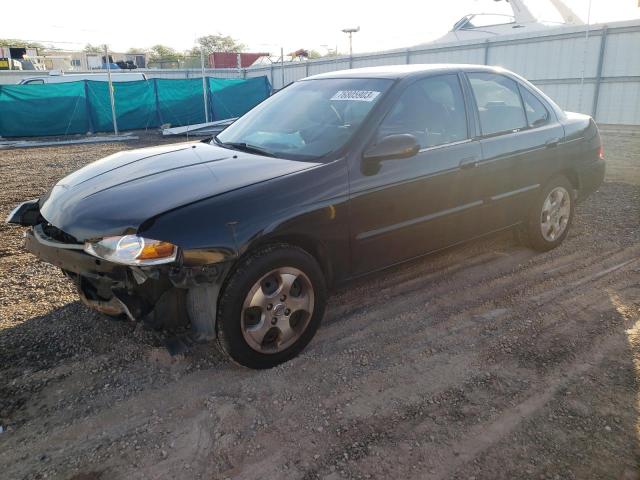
[459,156,479,169]
[545,137,560,148]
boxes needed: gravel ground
[0,130,638,480]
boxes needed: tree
[126,47,147,54]
[290,49,309,59]
[192,34,245,55]
[83,43,103,54]
[148,44,181,61]
[0,38,44,49]
[288,49,326,60]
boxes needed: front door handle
[545,137,560,148]
[459,156,479,169]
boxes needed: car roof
[303,63,506,80]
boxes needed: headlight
[84,235,178,266]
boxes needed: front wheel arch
[207,237,330,343]
[242,235,334,288]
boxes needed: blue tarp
[0,76,271,137]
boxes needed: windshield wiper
[214,138,276,157]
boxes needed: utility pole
[103,45,118,135]
[200,47,209,123]
[342,27,360,57]
[578,0,593,111]
[280,47,285,88]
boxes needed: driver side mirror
[362,134,420,165]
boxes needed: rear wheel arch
[540,169,579,201]
[557,168,580,192]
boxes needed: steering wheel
[298,102,345,144]
[329,104,344,124]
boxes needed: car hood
[39,142,320,241]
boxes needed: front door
[349,74,483,275]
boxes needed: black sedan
[7,65,605,369]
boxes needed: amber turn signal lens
[138,240,176,260]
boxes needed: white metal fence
[243,19,640,126]
[2,19,639,125]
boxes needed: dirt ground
[0,130,638,480]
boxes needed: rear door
[349,74,483,275]
[464,72,565,229]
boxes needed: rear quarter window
[519,85,550,128]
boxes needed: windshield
[215,78,393,161]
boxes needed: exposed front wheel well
[244,236,333,287]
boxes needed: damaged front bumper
[21,222,232,339]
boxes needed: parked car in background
[115,60,138,70]
[7,64,605,368]
[17,71,147,85]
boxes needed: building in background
[0,46,44,70]
[125,53,147,69]
[208,52,269,69]
[0,48,148,72]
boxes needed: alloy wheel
[540,186,571,242]
[241,267,314,354]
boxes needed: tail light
[598,144,604,160]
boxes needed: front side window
[216,78,392,161]
[519,85,550,128]
[468,73,527,136]
[377,74,468,149]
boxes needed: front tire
[520,175,575,252]
[216,244,326,369]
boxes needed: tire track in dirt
[1,134,638,479]
[285,254,639,480]
[429,304,640,479]
[163,243,639,479]
[2,241,637,479]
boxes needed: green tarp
[0,76,271,137]
[87,80,157,132]
[210,77,270,119]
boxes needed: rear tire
[216,244,326,369]
[519,175,575,252]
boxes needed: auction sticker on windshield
[330,90,380,102]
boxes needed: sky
[3,0,639,55]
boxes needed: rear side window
[468,73,527,136]
[378,74,468,149]
[24,79,44,85]
[519,85,550,128]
